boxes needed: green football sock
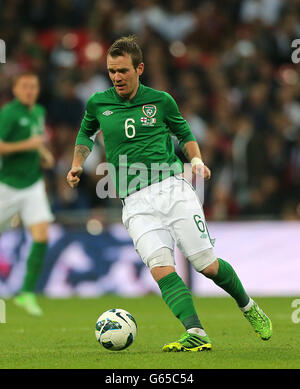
[21,241,47,293]
[212,258,250,308]
[158,272,203,330]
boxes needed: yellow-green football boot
[244,302,272,340]
[162,332,212,352]
[14,292,43,316]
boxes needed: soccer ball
[95,308,137,351]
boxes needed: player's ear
[137,62,144,76]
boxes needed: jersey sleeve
[0,107,15,141]
[75,94,100,150]
[163,92,196,148]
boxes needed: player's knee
[147,247,175,270]
[188,248,217,274]
[201,259,219,278]
[29,222,49,242]
[150,265,175,283]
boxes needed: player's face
[107,53,144,100]
[13,75,40,107]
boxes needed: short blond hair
[12,72,39,86]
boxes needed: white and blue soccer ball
[95,308,137,351]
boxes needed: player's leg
[125,221,211,351]
[184,225,272,340]
[14,180,54,316]
[136,230,204,332]
[149,250,203,333]
[197,254,272,340]
[0,182,22,233]
[21,180,53,296]
[21,221,48,293]
[122,184,211,351]
[14,221,49,316]
[150,265,175,282]
[145,246,212,352]
[171,178,272,340]
[193,251,251,309]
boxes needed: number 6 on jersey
[125,118,135,138]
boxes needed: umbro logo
[103,110,113,116]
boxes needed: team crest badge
[142,105,157,118]
[19,117,29,126]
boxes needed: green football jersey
[0,99,45,189]
[75,83,196,198]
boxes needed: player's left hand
[192,163,211,180]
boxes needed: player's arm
[39,145,55,169]
[164,93,211,180]
[181,141,211,180]
[67,95,100,188]
[0,136,44,155]
[67,144,90,188]
[0,108,44,155]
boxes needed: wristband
[191,157,204,167]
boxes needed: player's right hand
[67,166,83,188]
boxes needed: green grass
[0,295,299,369]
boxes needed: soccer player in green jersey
[0,72,54,316]
[67,36,272,351]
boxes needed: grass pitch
[0,295,299,369]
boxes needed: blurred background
[0,0,299,298]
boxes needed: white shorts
[0,179,54,232]
[122,175,214,266]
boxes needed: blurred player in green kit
[0,73,54,316]
[67,36,272,351]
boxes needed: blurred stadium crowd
[0,0,300,221]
